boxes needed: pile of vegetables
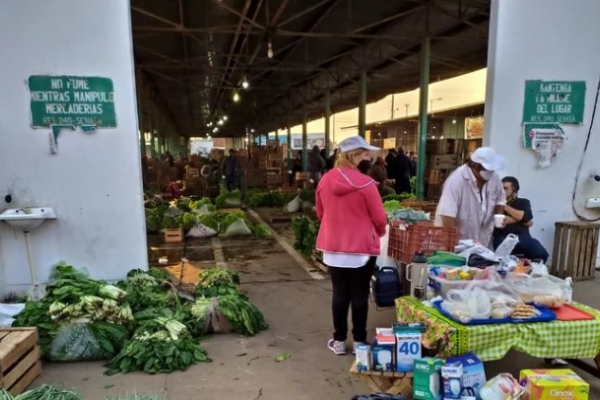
[382,192,417,202]
[215,189,242,209]
[291,216,320,256]
[0,385,83,400]
[190,197,216,213]
[387,208,431,223]
[13,264,133,360]
[245,190,287,207]
[105,308,210,375]
[383,200,405,216]
[185,268,268,337]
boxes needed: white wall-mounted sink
[0,207,57,232]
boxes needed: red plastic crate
[388,221,458,264]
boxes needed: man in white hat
[435,147,506,247]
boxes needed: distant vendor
[493,176,549,262]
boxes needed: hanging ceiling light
[223,115,228,121]
[251,129,255,133]
[267,38,274,59]
[217,119,224,126]
[233,91,240,102]
[241,77,249,89]
[213,127,218,132]
[207,122,212,127]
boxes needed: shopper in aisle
[493,176,549,261]
[369,157,395,197]
[391,147,412,194]
[435,147,506,247]
[325,148,339,172]
[308,145,326,187]
[221,148,239,191]
[315,136,387,356]
[384,149,396,179]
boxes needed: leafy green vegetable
[190,197,213,209]
[215,190,242,209]
[274,353,291,363]
[250,223,271,238]
[218,211,247,234]
[196,268,240,297]
[5,385,83,400]
[197,214,219,232]
[217,294,268,336]
[160,216,180,229]
[383,200,405,215]
[245,190,289,207]
[179,212,198,230]
[382,192,416,202]
[291,216,320,255]
[147,268,170,282]
[299,189,316,204]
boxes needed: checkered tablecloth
[396,296,600,361]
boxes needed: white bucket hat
[471,147,506,171]
[339,136,380,153]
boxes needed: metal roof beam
[210,0,266,30]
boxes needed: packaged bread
[533,295,564,309]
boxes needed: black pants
[329,257,376,342]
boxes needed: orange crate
[163,228,184,243]
[388,221,457,264]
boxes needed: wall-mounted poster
[465,116,484,139]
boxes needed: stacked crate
[425,139,463,200]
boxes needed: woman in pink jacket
[316,136,388,355]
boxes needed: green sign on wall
[523,80,586,124]
[28,75,116,128]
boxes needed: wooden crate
[551,221,599,281]
[350,361,413,397]
[0,328,42,395]
[163,228,184,243]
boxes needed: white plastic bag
[49,319,108,361]
[284,195,302,213]
[505,273,570,306]
[494,234,519,260]
[441,287,492,323]
[193,205,213,215]
[0,303,25,327]
[376,225,395,267]
[222,218,252,237]
[187,223,218,238]
[457,241,496,261]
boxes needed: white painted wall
[484,0,600,263]
[0,0,147,296]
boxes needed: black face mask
[357,160,372,175]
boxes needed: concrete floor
[33,211,600,399]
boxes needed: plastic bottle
[408,251,428,300]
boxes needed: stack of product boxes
[356,325,590,400]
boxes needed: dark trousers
[494,235,549,262]
[328,257,376,342]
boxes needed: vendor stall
[396,296,600,365]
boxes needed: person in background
[369,157,395,197]
[391,147,412,194]
[493,177,549,261]
[384,149,397,179]
[292,151,303,184]
[221,149,239,191]
[164,151,175,167]
[435,147,506,247]
[316,136,387,356]
[308,145,326,187]
[411,154,418,177]
[326,148,339,171]
[165,180,185,199]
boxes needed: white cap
[339,136,380,153]
[471,147,506,171]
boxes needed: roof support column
[287,126,292,163]
[137,86,146,158]
[150,110,156,159]
[302,109,308,172]
[416,37,430,201]
[358,71,367,138]
[325,89,331,156]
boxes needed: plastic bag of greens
[221,218,252,237]
[49,319,108,361]
[193,204,214,215]
[191,297,232,334]
[187,223,218,238]
[163,205,184,218]
[284,195,302,213]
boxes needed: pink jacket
[316,167,388,256]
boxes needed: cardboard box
[372,334,395,372]
[413,358,443,400]
[519,369,589,400]
[447,352,486,399]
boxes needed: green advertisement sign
[28,75,116,128]
[522,80,586,124]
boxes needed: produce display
[13,264,133,361]
[0,385,83,400]
[215,189,242,209]
[195,268,240,297]
[145,197,270,238]
[291,216,320,256]
[246,190,291,207]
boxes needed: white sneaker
[327,339,346,355]
[353,342,368,354]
